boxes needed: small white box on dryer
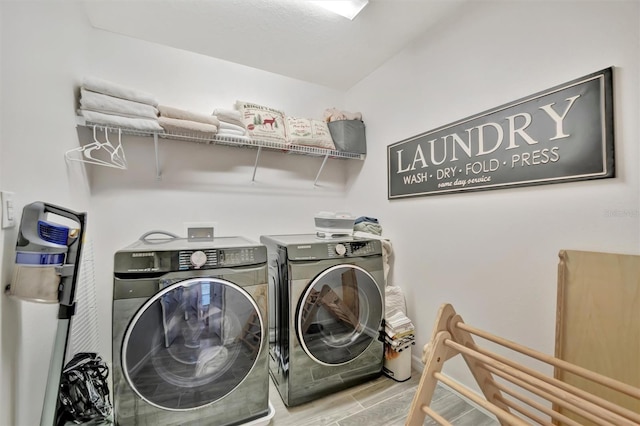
[314,211,355,237]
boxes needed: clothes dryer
[112,232,269,425]
[260,234,385,407]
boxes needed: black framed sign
[387,67,615,199]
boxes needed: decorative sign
[387,67,614,198]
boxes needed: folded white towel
[217,128,247,137]
[82,76,158,106]
[158,105,220,127]
[80,88,159,119]
[79,109,163,132]
[158,116,218,138]
[216,132,252,143]
[213,109,245,127]
[218,121,247,133]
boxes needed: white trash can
[383,347,412,382]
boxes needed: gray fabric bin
[328,120,366,154]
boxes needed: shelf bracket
[153,132,161,180]
[251,147,262,182]
[314,154,330,186]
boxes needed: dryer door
[296,264,383,366]
[121,277,263,411]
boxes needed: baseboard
[411,353,424,372]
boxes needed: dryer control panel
[327,241,378,258]
[280,239,382,261]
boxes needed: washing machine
[112,232,269,425]
[260,234,385,407]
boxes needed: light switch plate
[1,191,16,229]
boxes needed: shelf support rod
[314,154,330,186]
[251,147,262,182]
[154,132,161,180]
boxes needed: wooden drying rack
[405,303,640,426]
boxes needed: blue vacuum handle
[34,202,87,317]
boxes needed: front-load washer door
[296,264,383,366]
[121,277,263,411]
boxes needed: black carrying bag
[56,352,112,425]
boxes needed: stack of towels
[354,216,382,236]
[384,310,415,352]
[158,105,220,139]
[212,108,250,141]
[78,77,163,132]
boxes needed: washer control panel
[114,238,267,274]
[179,249,217,270]
[177,247,260,269]
[218,247,258,266]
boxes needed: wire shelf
[75,117,365,160]
[74,116,365,184]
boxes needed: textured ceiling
[82,0,465,90]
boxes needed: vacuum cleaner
[5,201,87,426]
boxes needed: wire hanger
[65,125,127,169]
[104,127,127,168]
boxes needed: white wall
[3,1,639,424]
[0,4,8,426]
[0,2,347,425]
[0,3,95,425]
[346,0,639,389]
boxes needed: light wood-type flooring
[68,371,498,425]
[268,371,499,426]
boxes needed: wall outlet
[184,222,217,241]
[1,191,16,229]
